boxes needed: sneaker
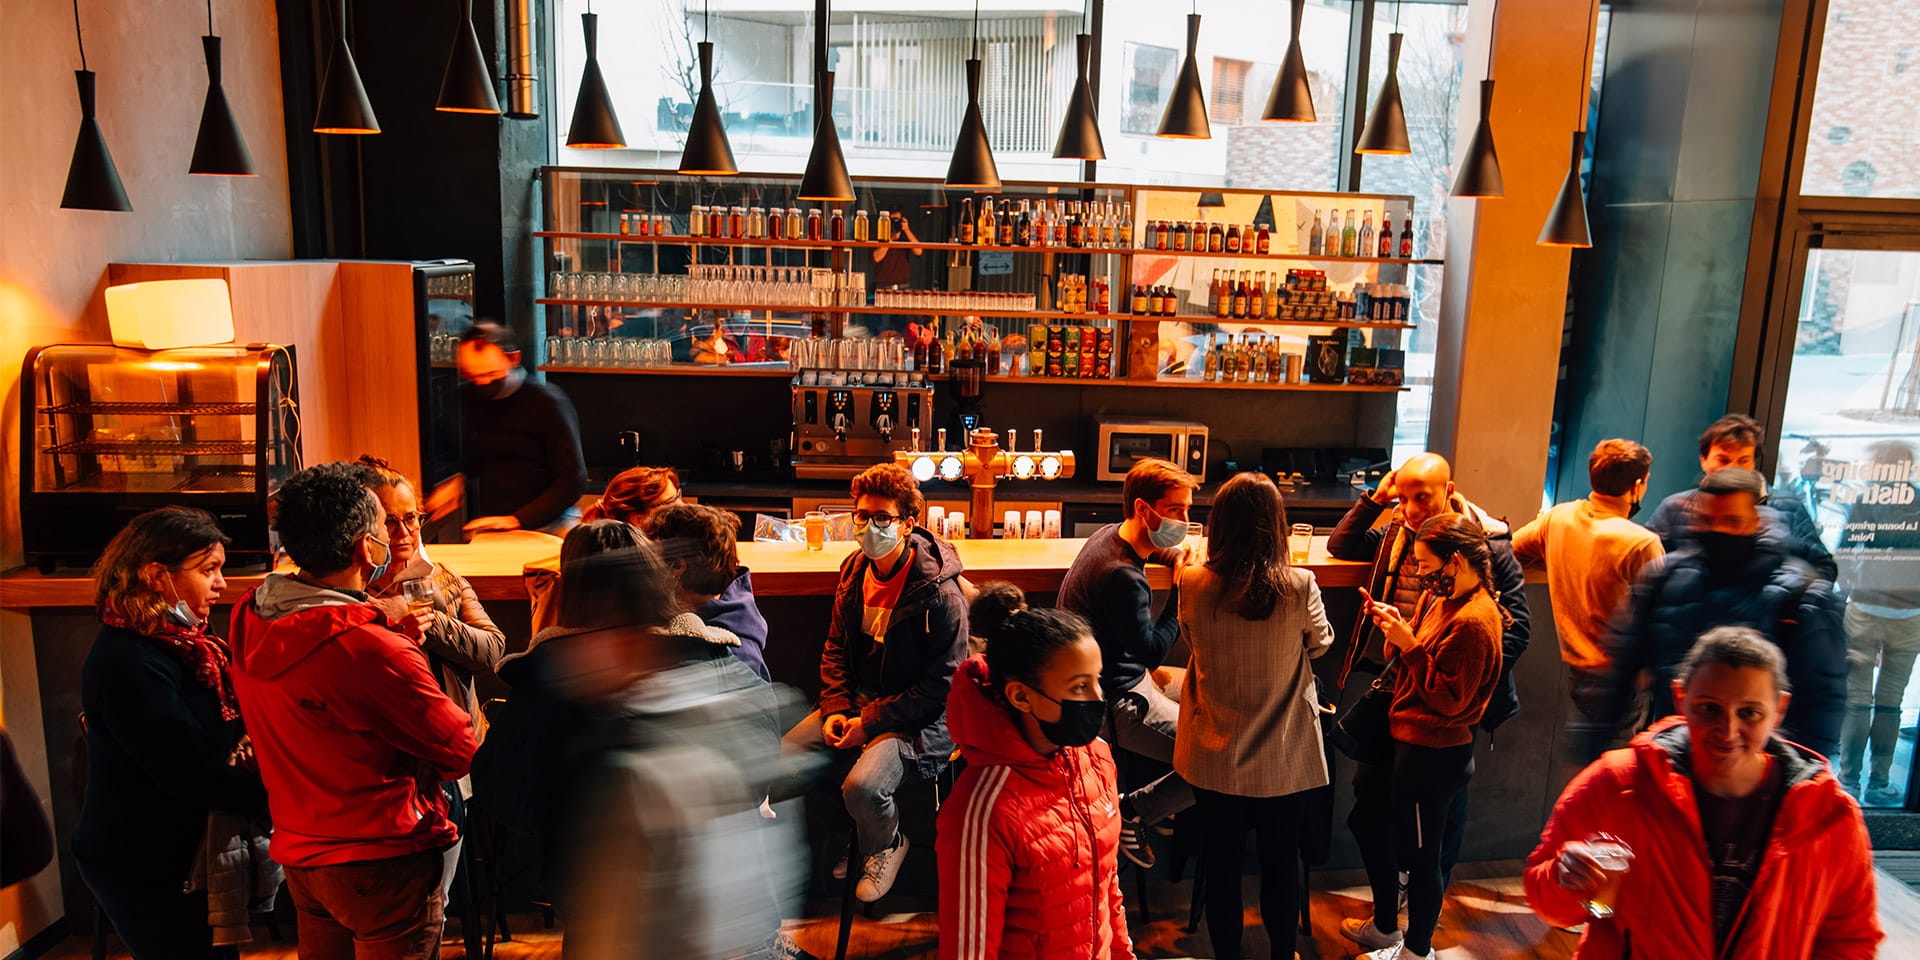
[1340,917,1404,950]
[764,932,820,960]
[831,855,849,880]
[855,833,909,902]
[1153,813,1177,838]
[1359,946,1427,960]
[1867,784,1905,807]
[1397,870,1409,914]
[1119,816,1157,869]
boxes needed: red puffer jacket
[1525,716,1881,959]
[936,656,1133,960]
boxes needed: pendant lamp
[798,69,854,201]
[946,0,1001,190]
[1354,3,1410,155]
[437,0,502,114]
[189,0,255,175]
[566,2,625,148]
[313,0,379,133]
[60,0,130,210]
[1539,1,1597,247]
[1450,0,1504,197]
[678,0,737,174]
[1053,0,1105,160]
[1262,0,1315,122]
[1157,4,1210,139]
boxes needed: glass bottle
[1256,221,1271,255]
[807,208,823,241]
[1131,284,1148,315]
[1231,272,1248,318]
[1208,221,1225,253]
[998,201,1016,245]
[979,198,996,246]
[831,209,846,242]
[1121,202,1135,246]
[1309,211,1325,256]
[1016,200,1033,246]
[1378,217,1394,258]
[1341,208,1358,257]
[853,209,870,242]
[709,205,726,239]
[785,208,803,240]
[1203,334,1220,382]
[1173,221,1190,252]
[690,204,707,238]
[1400,220,1414,258]
[1251,336,1270,382]
[959,197,976,244]
[876,209,893,242]
[1207,269,1222,316]
[1326,210,1340,255]
[1358,212,1374,259]
[1226,223,1242,255]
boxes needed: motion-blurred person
[1834,440,1920,804]
[426,321,587,536]
[1643,414,1836,579]
[1341,514,1507,960]
[1,729,55,890]
[76,507,268,959]
[939,603,1133,960]
[1586,468,1846,761]
[1527,627,1880,959]
[779,462,968,902]
[525,465,683,631]
[230,463,477,960]
[1176,473,1333,960]
[644,502,770,680]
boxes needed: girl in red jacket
[937,596,1134,960]
[1527,625,1882,959]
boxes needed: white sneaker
[1359,946,1427,960]
[1340,917,1404,950]
[855,833,909,902]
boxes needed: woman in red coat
[937,598,1133,960]
[1526,625,1882,959]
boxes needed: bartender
[871,211,924,290]
[426,321,588,535]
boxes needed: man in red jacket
[1526,626,1881,959]
[230,462,478,960]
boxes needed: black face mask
[467,378,508,400]
[1697,531,1756,568]
[1418,561,1457,598]
[1626,495,1644,520]
[1026,689,1105,748]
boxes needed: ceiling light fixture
[1354,2,1411,155]
[313,0,380,134]
[60,0,130,210]
[946,0,1001,189]
[189,0,256,175]
[436,0,502,114]
[677,0,738,174]
[1053,0,1105,160]
[1157,0,1210,139]
[565,0,625,148]
[1451,0,1504,197]
[1262,0,1315,122]
[1539,0,1597,247]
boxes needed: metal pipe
[505,0,538,118]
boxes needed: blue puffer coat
[1581,529,1847,761]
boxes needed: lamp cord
[72,0,86,69]
[704,0,710,43]
[205,0,213,36]
[1486,0,1498,79]
[1575,0,1597,129]
[971,0,980,60]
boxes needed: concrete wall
[0,0,292,947]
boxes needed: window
[1210,57,1252,126]
[1121,42,1180,135]
[1802,0,1920,199]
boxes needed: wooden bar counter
[1,534,1366,609]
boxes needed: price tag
[976,251,1015,276]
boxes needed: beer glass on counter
[1291,523,1314,565]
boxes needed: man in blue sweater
[1058,458,1197,868]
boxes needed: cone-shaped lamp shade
[947,58,1001,189]
[566,13,625,147]
[678,41,737,174]
[1354,32,1410,154]
[798,70,854,201]
[437,2,501,114]
[1197,191,1225,208]
[1450,80,1504,198]
[61,70,131,211]
[1157,14,1211,139]
[1262,0,1315,122]
[1538,130,1592,247]
[1053,33,1105,160]
[314,0,379,134]
[190,37,255,176]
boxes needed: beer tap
[900,423,1075,539]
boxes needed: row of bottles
[956,197,1133,249]
[1201,333,1300,384]
[1307,210,1415,259]
[1141,219,1272,255]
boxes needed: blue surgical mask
[857,521,902,561]
[159,578,201,628]
[1145,506,1188,549]
[367,535,393,585]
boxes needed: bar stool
[830,754,961,960]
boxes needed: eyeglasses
[384,512,425,531]
[853,510,906,528]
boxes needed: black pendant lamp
[1354,4,1410,155]
[1450,0,1504,197]
[189,0,256,175]
[678,0,737,174]
[1262,0,1315,122]
[1157,4,1210,138]
[1053,0,1105,160]
[314,0,379,134]
[60,0,130,210]
[566,1,625,148]
[1539,1,1597,247]
[798,69,854,201]
[947,0,1001,190]
[437,0,502,114]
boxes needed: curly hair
[850,462,925,521]
[92,507,230,636]
[273,462,384,574]
[643,503,740,597]
[586,466,681,524]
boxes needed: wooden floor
[44,867,1920,959]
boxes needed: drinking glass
[804,511,828,551]
[1185,521,1206,562]
[1291,523,1315,564]
[400,578,435,618]
[1581,834,1634,919]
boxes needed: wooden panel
[336,261,424,481]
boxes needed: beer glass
[1581,833,1634,919]
[1291,523,1315,564]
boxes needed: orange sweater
[1512,496,1663,672]
[1390,590,1503,748]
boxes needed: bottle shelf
[986,375,1406,393]
[37,401,257,416]
[1132,248,1442,266]
[541,364,793,378]
[535,299,1413,331]
[534,231,1440,266]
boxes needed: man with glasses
[778,462,968,902]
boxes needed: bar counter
[0,534,1366,609]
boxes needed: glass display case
[20,343,301,570]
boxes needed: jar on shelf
[707,205,726,239]
[807,209,824,241]
[748,206,767,239]
[853,209,870,242]
[729,206,745,239]
[690,205,708,238]
[876,210,892,242]
[784,208,802,240]
[831,209,846,242]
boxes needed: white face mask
[1143,505,1187,549]
[160,576,200,628]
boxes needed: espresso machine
[791,373,936,479]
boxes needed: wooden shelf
[985,375,1406,393]
[535,299,1413,331]
[1132,248,1441,266]
[534,231,1440,266]
[541,364,793,378]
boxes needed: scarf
[102,608,242,722]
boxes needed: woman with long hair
[75,507,267,959]
[1175,472,1333,960]
[937,592,1134,959]
[1342,513,1508,960]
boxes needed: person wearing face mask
[1056,457,1200,868]
[778,462,969,903]
[1526,627,1881,959]
[425,320,588,537]
[937,598,1134,960]
[229,463,477,960]
[76,507,268,960]
[1583,468,1846,764]
[1175,473,1333,960]
[1642,414,1836,580]
[1342,513,1507,960]
[1512,440,1665,768]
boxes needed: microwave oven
[1094,417,1208,482]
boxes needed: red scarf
[102,608,241,722]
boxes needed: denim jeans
[282,848,448,960]
[780,709,913,857]
[1103,673,1197,824]
[1840,603,1920,792]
